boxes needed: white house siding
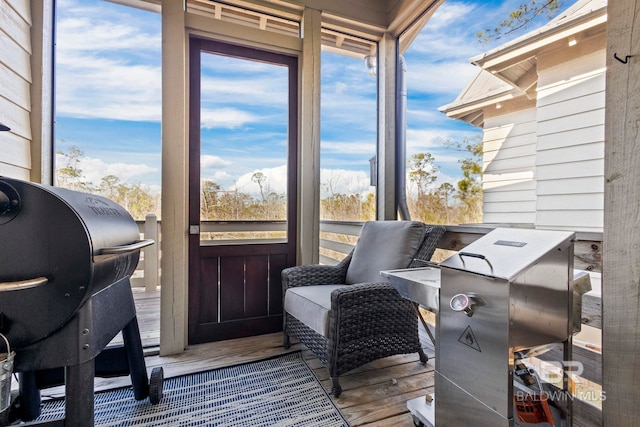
[535,45,606,232]
[0,0,32,180]
[482,107,538,225]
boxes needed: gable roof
[438,70,519,126]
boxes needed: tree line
[319,136,483,224]
[56,146,160,220]
[55,141,482,225]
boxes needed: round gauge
[450,293,470,311]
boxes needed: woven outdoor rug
[36,351,349,426]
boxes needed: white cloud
[407,128,469,145]
[232,165,289,196]
[407,128,478,153]
[426,1,478,31]
[55,0,162,121]
[81,157,156,182]
[200,108,258,129]
[56,152,157,187]
[213,171,232,181]
[321,141,376,155]
[223,165,372,200]
[407,107,448,124]
[57,16,158,52]
[406,128,448,150]
[406,61,479,95]
[333,82,349,95]
[406,4,484,58]
[200,76,288,106]
[406,168,459,197]
[56,50,161,122]
[201,154,232,168]
[320,169,372,198]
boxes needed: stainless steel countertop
[381,267,441,312]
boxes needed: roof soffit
[122,0,443,39]
[439,70,523,123]
[106,0,161,12]
[386,0,444,37]
[243,0,444,36]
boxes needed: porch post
[144,214,159,292]
[299,8,322,264]
[29,0,55,185]
[160,0,188,355]
[603,0,640,423]
[377,33,398,220]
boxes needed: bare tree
[251,172,267,202]
[408,153,438,199]
[56,146,93,192]
[476,0,566,43]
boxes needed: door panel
[198,259,219,324]
[220,256,246,322]
[245,256,269,318]
[188,37,298,344]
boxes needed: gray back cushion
[345,221,425,284]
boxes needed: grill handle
[458,251,494,273]
[100,239,155,255]
[0,277,48,292]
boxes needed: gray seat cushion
[284,285,347,337]
[345,220,425,284]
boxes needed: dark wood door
[188,37,298,344]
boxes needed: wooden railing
[321,220,603,270]
[133,214,160,291]
[133,217,603,286]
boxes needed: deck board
[100,288,436,426]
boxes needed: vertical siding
[535,48,606,232]
[0,0,32,179]
[482,108,537,225]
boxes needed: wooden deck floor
[102,288,436,426]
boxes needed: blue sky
[54,0,570,197]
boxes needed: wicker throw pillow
[345,220,425,284]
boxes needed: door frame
[187,35,299,344]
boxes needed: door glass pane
[199,52,289,243]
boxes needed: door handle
[189,225,200,235]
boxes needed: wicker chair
[282,221,445,396]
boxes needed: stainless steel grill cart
[397,228,590,427]
[437,228,576,426]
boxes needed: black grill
[0,177,162,426]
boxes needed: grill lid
[440,228,575,280]
[0,177,146,349]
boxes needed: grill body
[436,228,575,427]
[0,177,159,426]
